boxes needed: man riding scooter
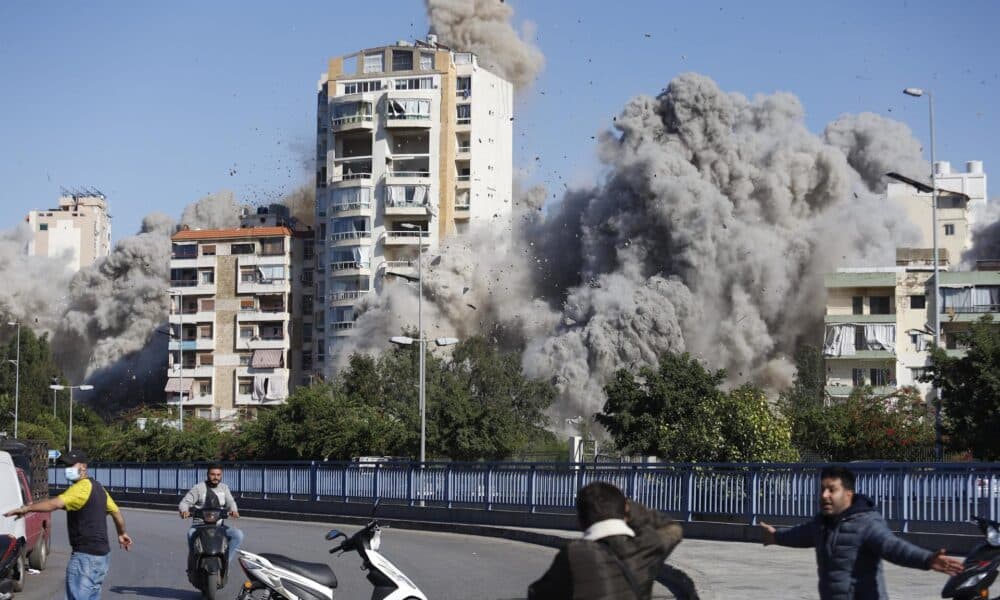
[179,464,244,569]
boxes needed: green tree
[597,352,797,462]
[925,315,1000,459]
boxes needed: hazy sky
[1,0,997,243]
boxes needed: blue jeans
[65,551,110,600]
[187,525,244,566]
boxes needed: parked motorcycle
[186,494,231,600]
[941,516,1000,599]
[236,504,426,600]
[0,535,26,600]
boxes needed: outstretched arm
[4,496,65,517]
[764,520,817,548]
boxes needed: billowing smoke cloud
[824,112,929,192]
[336,73,926,422]
[0,225,74,335]
[963,201,1000,267]
[425,0,543,89]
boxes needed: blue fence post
[286,465,293,500]
[262,465,267,500]
[899,469,910,533]
[407,463,414,508]
[484,464,493,511]
[627,464,637,501]
[342,465,349,503]
[175,466,180,493]
[746,466,760,526]
[373,462,381,502]
[528,465,536,514]
[309,461,318,501]
[683,468,694,522]
[445,464,453,509]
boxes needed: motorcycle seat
[259,553,338,588]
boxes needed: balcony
[384,231,431,246]
[330,157,374,188]
[824,314,896,324]
[456,144,471,159]
[244,336,288,350]
[456,174,471,189]
[331,111,374,133]
[825,350,895,360]
[168,339,214,352]
[329,290,372,306]
[171,365,215,379]
[167,392,214,407]
[384,97,432,129]
[237,277,289,295]
[454,203,470,219]
[330,261,372,277]
[237,307,290,322]
[329,231,373,247]
[385,184,432,217]
[168,309,215,324]
[169,279,216,296]
[329,201,373,218]
[330,321,356,336]
[825,384,898,398]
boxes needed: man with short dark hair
[4,449,132,600]
[179,464,243,567]
[528,481,683,600]
[760,465,964,600]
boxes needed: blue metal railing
[50,462,1000,530]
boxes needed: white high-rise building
[313,35,514,375]
[26,191,111,272]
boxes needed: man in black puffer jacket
[760,465,963,600]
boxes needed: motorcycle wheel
[28,533,49,570]
[11,554,25,592]
[202,573,220,600]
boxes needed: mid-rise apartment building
[888,160,987,266]
[165,207,312,424]
[313,34,514,376]
[25,191,111,272]
[822,253,1000,400]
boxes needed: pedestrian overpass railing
[50,461,1000,531]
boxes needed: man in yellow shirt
[4,449,132,600]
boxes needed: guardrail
[50,462,999,531]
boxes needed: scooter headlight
[987,526,1000,547]
[370,529,381,552]
[956,571,989,590]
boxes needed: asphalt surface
[15,508,959,599]
[15,508,569,600]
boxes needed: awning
[251,349,283,368]
[164,378,194,394]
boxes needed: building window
[200,270,215,284]
[201,244,216,256]
[852,296,863,315]
[910,295,926,309]
[870,368,890,387]
[944,223,955,236]
[238,379,252,396]
[419,52,434,70]
[198,353,214,366]
[198,325,213,339]
[199,298,215,312]
[457,104,471,124]
[456,76,471,98]
[342,80,382,95]
[852,368,865,386]
[197,408,212,419]
[869,296,891,315]
[854,325,866,351]
[239,325,255,339]
[392,49,413,71]
[363,52,384,73]
[39,223,48,231]
[231,243,255,255]
[304,240,315,260]
[238,353,252,367]
[303,295,314,313]
[172,244,198,259]
[911,367,930,380]
[199,381,213,396]
[393,77,433,90]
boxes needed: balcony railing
[457,118,471,126]
[329,290,371,303]
[457,174,471,182]
[944,304,1000,314]
[332,114,373,126]
[330,261,370,272]
[330,201,372,213]
[385,231,431,240]
[170,279,199,287]
[330,172,373,183]
[330,321,355,330]
[383,260,417,270]
[330,231,373,242]
[387,171,431,179]
[455,202,470,210]
[457,144,471,153]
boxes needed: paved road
[16,508,569,600]
[17,509,958,599]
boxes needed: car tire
[28,532,49,570]
[12,554,25,592]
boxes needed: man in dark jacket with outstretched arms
[760,465,963,600]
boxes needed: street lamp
[903,86,943,460]
[390,335,460,464]
[6,322,19,438]
[49,384,94,451]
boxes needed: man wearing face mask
[4,449,132,600]
[759,465,963,599]
[178,464,243,567]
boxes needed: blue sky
[1,0,998,243]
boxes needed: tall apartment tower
[314,35,514,375]
[887,160,988,266]
[26,191,112,272]
[166,206,311,425]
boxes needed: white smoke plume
[425,0,543,89]
[334,73,926,422]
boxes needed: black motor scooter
[941,516,1000,599]
[0,535,26,600]
[186,494,231,600]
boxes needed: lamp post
[903,86,943,460]
[49,384,94,451]
[7,322,19,438]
